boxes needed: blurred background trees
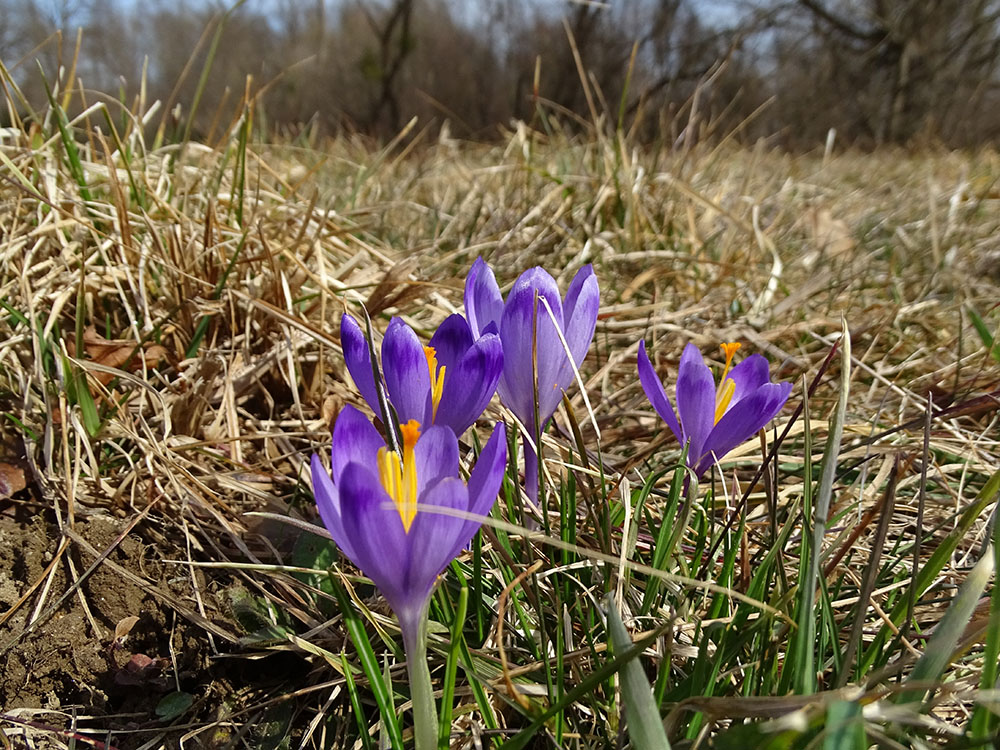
[3,0,1000,148]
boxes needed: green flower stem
[401,609,438,750]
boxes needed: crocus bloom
[637,340,792,478]
[341,313,503,437]
[311,405,507,631]
[464,258,599,498]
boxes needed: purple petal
[433,332,503,435]
[496,285,542,428]
[463,422,507,541]
[337,462,412,614]
[311,453,355,560]
[508,268,565,325]
[696,381,794,476]
[562,265,599,368]
[727,354,771,405]
[498,283,567,431]
[675,343,716,463]
[637,340,682,443]
[464,258,504,339]
[405,477,469,615]
[340,314,380,414]
[413,424,460,496]
[382,317,432,425]
[428,314,474,374]
[331,405,386,484]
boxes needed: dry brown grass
[0,90,998,748]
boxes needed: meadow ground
[0,99,999,749]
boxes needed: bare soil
[0,501,275,749]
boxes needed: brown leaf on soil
[114,615,141,644]
[0,461,27,498]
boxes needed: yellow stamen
[714,342,742,424]
[378,419,421,532]
[424,346,446,423]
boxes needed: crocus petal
[311,453,355,560]
[463,422,507,542]
[727,354,771,405]
[428,314,474,374]
[502,269,570,427]
[496,284,546,430]
[464,257,504,338]
[406,477,469,610]
[382,317,432,425]
[675,343,716,461]
[340,314,381,415]
[413,424,460,497]
[637,340,682,443]
[330,404,386,484]
[562,265,600,368]
[433,333,503,435]
[337,462,412,613]
[696,381,794,476]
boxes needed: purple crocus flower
[464,257,600,499]
[638,340,792,478]
[311,405,507,635]
[340,312,503,437]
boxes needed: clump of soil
[0,508,218,747]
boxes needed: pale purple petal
[496,284,545,430]
[311,453,355,560]
[675,343,716,462]
[382,317,432,425]
[413,424,459,497]
[463,422,507,541]
[428,314,473,374]
[464,257,504,338]
[727,353,771,405]
[696,381,793,476]
[505,270,570,426]
[433,333,503,435]
[330,405,385,483]
[562,265,599,368]
[637,340,682,443]
[337,462,412,614]
[406,477,469,608]
[340,314,380,415]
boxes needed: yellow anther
[714,378,736,424]
[424,346,446,423]
[714,342,742,424]
[378,419,422,532]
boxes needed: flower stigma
[423,346,446,422]
[713,342,742,424]
[377,419,421,532]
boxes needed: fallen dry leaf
[69,326,169,385]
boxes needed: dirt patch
[0,508,222,748]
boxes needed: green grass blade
[794,319,850,695]
[967,305,1000,363]
[896,545,994,706]
[823,700,865,750]
[501,621,673,750]
[330,576,404,750]
[969,505,1000,740]
[606,595,671,750]
[342,651,375,750]
[438,580,468,748]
